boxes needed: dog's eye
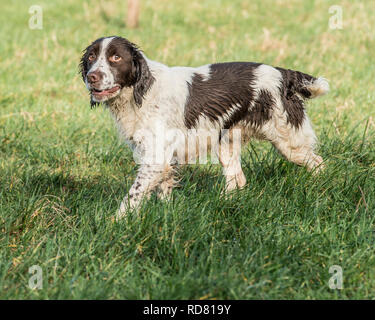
[88,53,96,62]
[110,55,122,62]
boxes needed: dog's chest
[108,105,141,150]
[108,90,160,149]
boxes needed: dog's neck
[107,86,135,115]
[106,86,139,145]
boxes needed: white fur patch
[196,64,211,81]
[305,77,330,98]
[252,64,283,97]
[86,37,115,90]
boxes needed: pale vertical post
[127,0,140,28]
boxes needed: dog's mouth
[90,85,121,98]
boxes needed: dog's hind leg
[269,115,324,172]
[266,68,328,172]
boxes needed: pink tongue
[106,86,120,93]
[96,86,119,95]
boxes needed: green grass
[1,0,374,299]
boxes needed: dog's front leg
[116,164,165,220]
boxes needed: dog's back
[183,62,329,132]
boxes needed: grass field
[0,0,374,299]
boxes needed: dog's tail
[277,68,330,100]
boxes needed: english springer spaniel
[79,36,329,219]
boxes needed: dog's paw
[308,155,325,175]
[225,172,247,192]
[114,208,127,222]
[114,200,133,221]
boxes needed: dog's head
[79,36,154,107]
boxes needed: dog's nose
[87,71,103,84]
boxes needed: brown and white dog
[79,36,329,219]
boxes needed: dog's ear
[79,46,90,82]
[132,51,155,107]
[79,45,96,108]
[81,53,100,108]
